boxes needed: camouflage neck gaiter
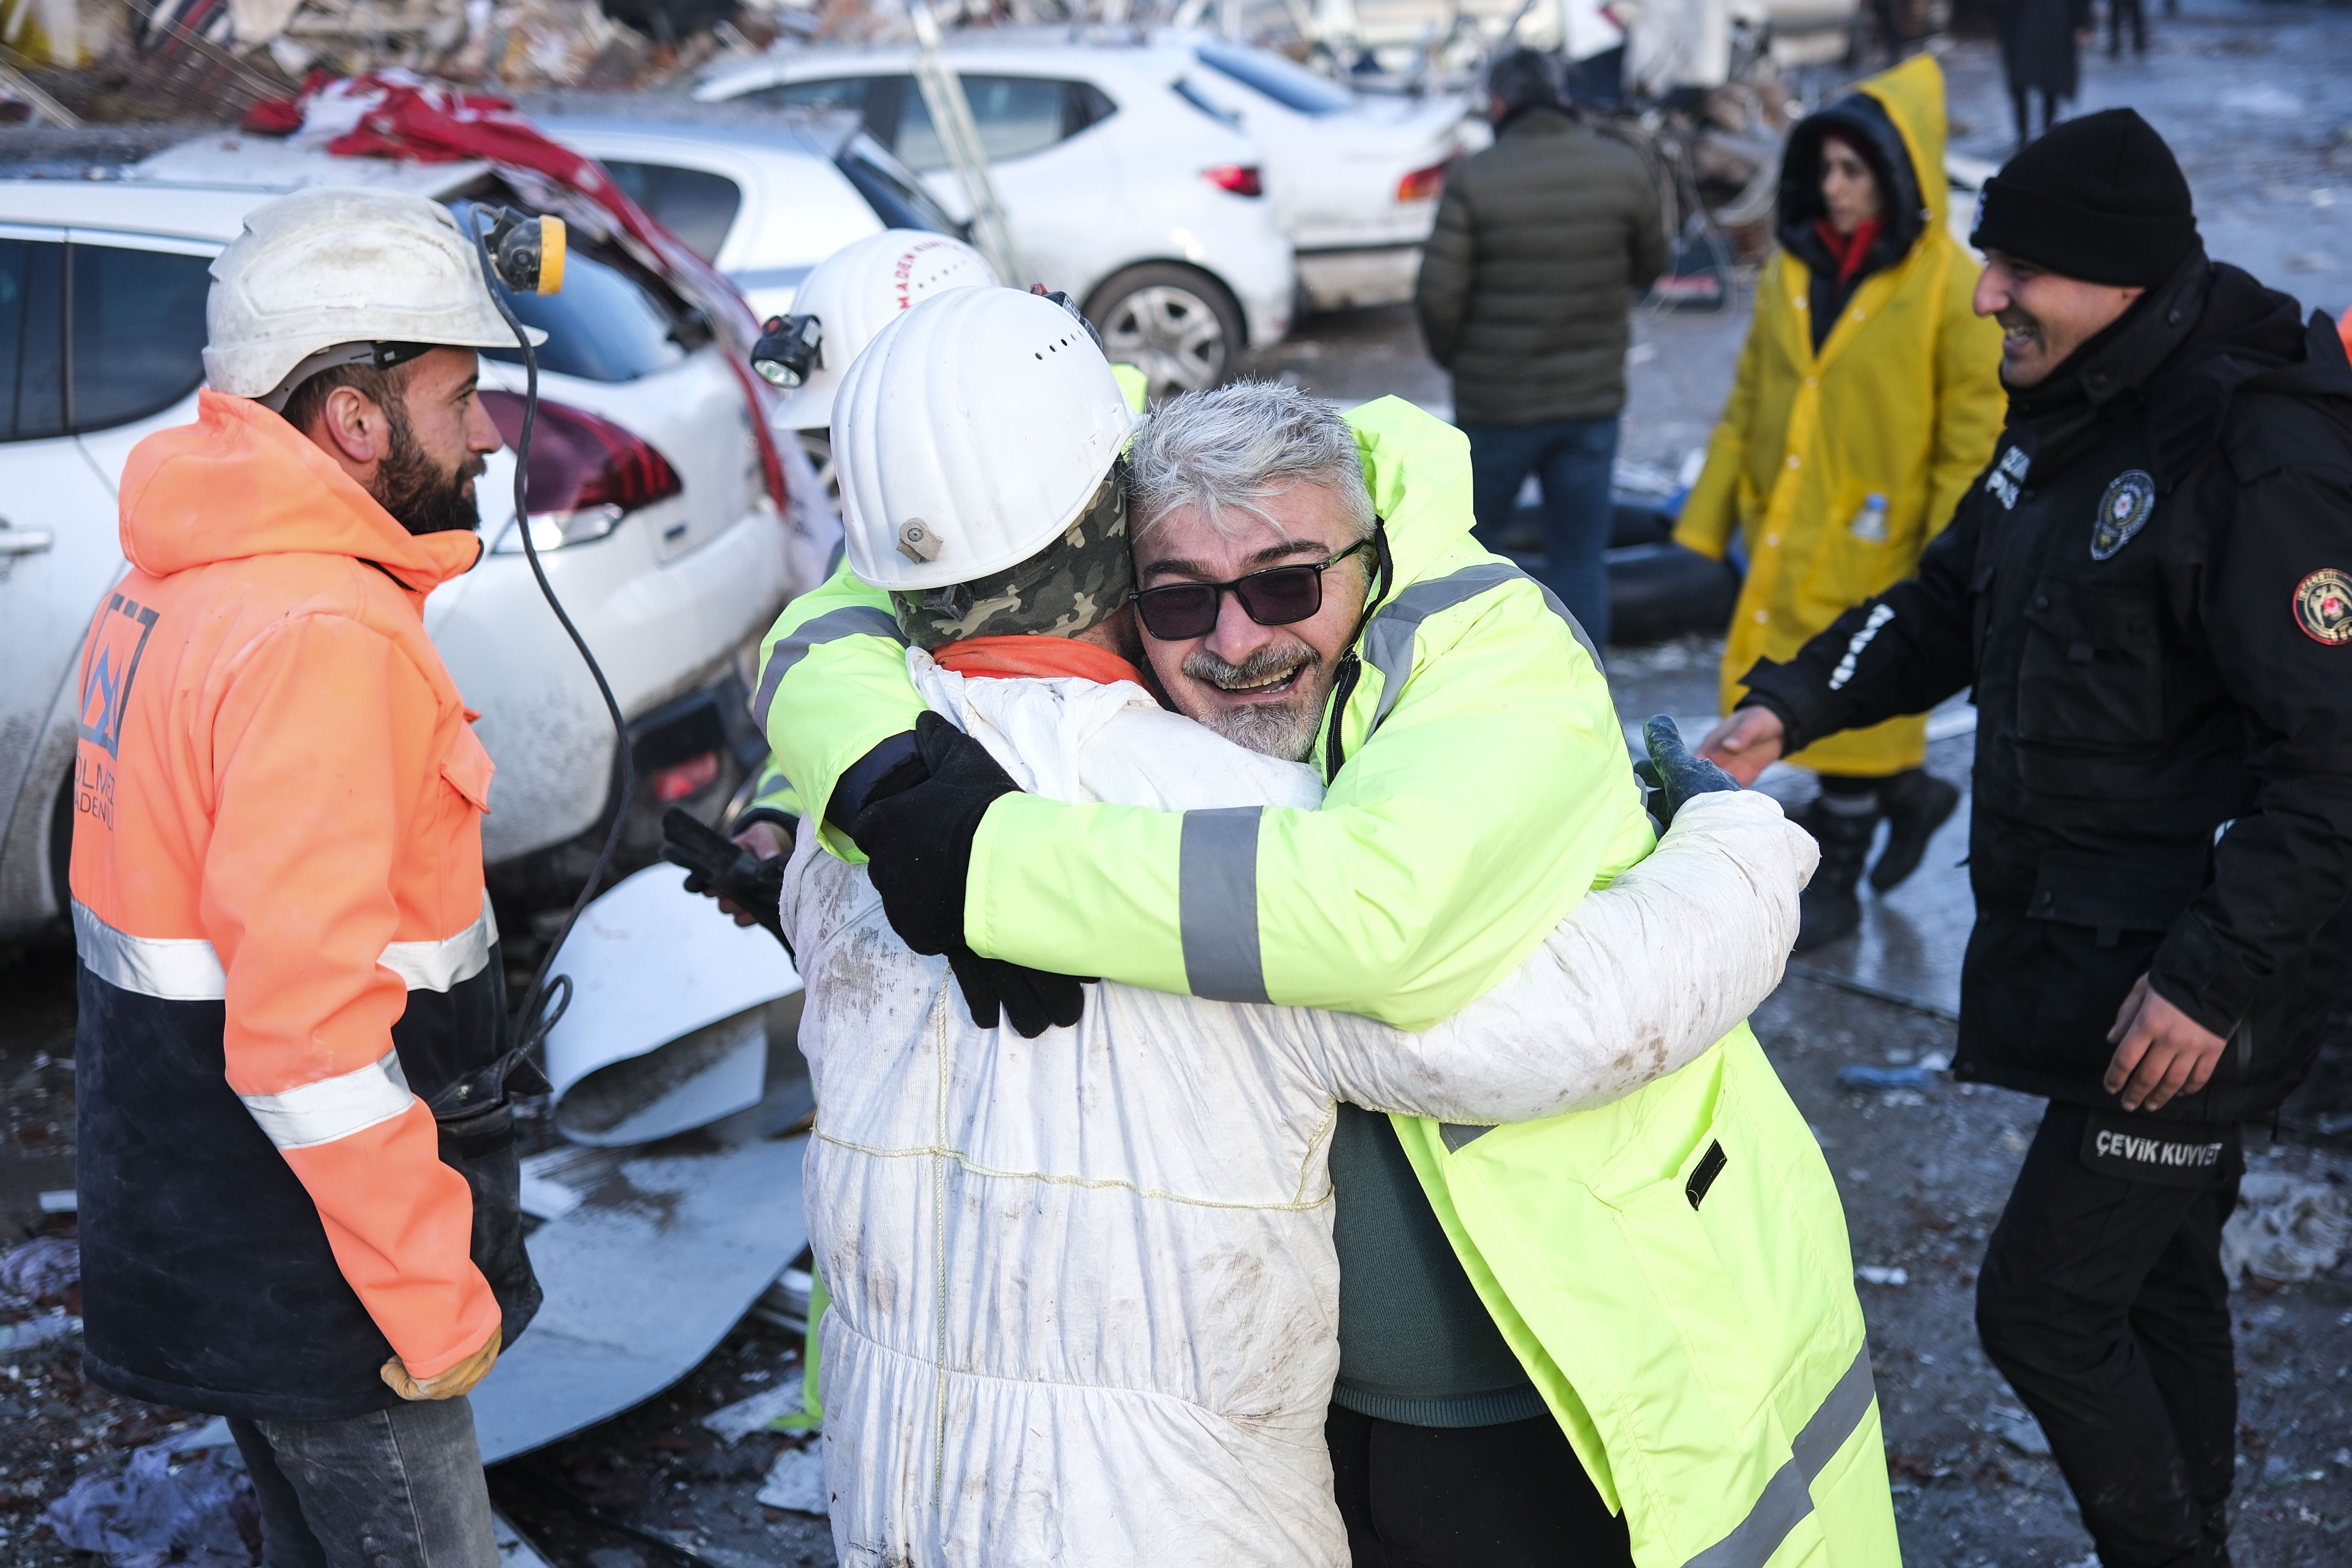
[889,462,1134,651]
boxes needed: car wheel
[1083,265,1245,403]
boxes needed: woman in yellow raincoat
[1675,54,2004,949]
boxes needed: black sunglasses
[1128,538,1375,642]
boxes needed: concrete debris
[1986,1407,2052,1458]
[0,1307,80,1349]
[756,1445,828,1516]
[2221,1173,2352,1288]
[0,1232,80,1301]
[701,1373,810,1442]
[1855,1265,1908,1286]
[42,1441,258,1568]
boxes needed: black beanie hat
[1970,109,2198,287]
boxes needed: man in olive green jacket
[1414,46,1668,647]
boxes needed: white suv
[695,40,1297,399]
[0,139,797,945]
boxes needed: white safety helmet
[832,286,1139,593]
[204,187,542,403]
[766,228,998,432]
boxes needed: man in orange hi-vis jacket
[70,187,540,1568]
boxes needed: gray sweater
[1413,107,1669,427]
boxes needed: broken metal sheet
[541,864,803,1147]
[469,1086,809,1464]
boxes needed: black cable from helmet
[465,206,635,1081]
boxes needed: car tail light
[721,352,793,517]
[1203,164,1264,197]
[1396,159,1453,203]
[481,391,682,553]
[650,750,721,803]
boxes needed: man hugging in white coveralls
[781,287,1821,1566]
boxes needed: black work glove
[848,712,1089,1038]
[1632,714,1741,828]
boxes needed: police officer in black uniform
[1696,109,2352,1568]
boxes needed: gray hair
[1127,380,1376,546]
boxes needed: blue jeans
[1463,417,1620,652]
[230,1395,497,1568]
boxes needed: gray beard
[1182,641,1329,762]
[1199,699,1323,763]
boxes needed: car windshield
[837,137,959,235]
[452,200,700,383]
[1193,40,1354,116]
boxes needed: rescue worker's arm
[967,571,1650,1029]
[751,561,917,862]
[2147,459,2352,1045]
[1922,258,2009,546]
[1295,790,1816,1120]
[1413,180,1475,370]
[1733,486,1985,754]
[1673,274,1773,561]
[202,614,501,1384]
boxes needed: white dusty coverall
[781,653,1817,1568]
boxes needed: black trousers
[1974,1103,2241,1568]
[1327,1404,1633,1567]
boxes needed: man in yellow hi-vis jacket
[742,367,1900,1566]
[1676,54,2004,950]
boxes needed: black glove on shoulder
[1632,713,1742,828]
[846,712,1089,1038]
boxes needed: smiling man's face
[1972,249,2144,388]
[1133,480,1370,762]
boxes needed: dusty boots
[1870,768,1961,892]
[1795,788,1879,951]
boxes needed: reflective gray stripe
[73,901,226,1001]
[1789,1341,1878,1478]
[1683,1343,1878,1568]
[1178,806,1268,1003]
[751,605,907,726]
[377,892,497,993]
[1362,562,1600,736]
[238,1049,415,1151]
[1440,1123,1495,1152]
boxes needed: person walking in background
[2108,0,2148,58]
[1414,46,1667,650]
[2002,0,2094,143]
[1675,55,2004,950]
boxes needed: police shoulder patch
[2090,470,2156,561]
[2293,568,2352,646]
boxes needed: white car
[536,112,963,323]
[1149,32,1477,311]
[695,40,1296,398]
[0,138,796,944]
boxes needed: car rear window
[597,161,745,263]
[836,138,957,235]
[747,76,887,119]
[894,74,1077,170]
[0,238,66,442]
[1194,40,1354,116]
[72,244,211,430]
[456,200,701,384]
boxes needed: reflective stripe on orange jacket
[71,390,504,1420]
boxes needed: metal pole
[906,0,1023,286]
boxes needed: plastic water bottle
[1850,492,1890,543]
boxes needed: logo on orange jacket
[79,593,161,759]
